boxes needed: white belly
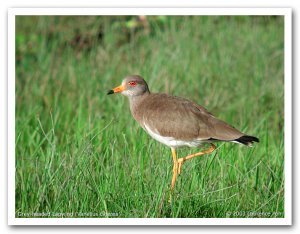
[144,124,203,148]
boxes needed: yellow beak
[107,84,126,95]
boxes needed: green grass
[15,16,284,218]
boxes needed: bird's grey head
[107,75,150,97]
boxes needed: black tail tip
[236,135,259,146]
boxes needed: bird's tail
[235,135,259,147]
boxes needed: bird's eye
[128,81,137,86]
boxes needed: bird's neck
[128,92,150,119]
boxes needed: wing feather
[132,94,244,141]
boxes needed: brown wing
[135,94,244,141]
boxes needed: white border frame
[8,7,292,225]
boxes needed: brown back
[130,93,244,141]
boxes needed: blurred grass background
[15,16,284,218]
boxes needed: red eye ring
[128,81,137,86]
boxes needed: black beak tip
[107,90,114,95]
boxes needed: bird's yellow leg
[177,144,216,175]
[171,148,178,191]
[169,148,178,203]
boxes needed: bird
[107,75,259,191]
